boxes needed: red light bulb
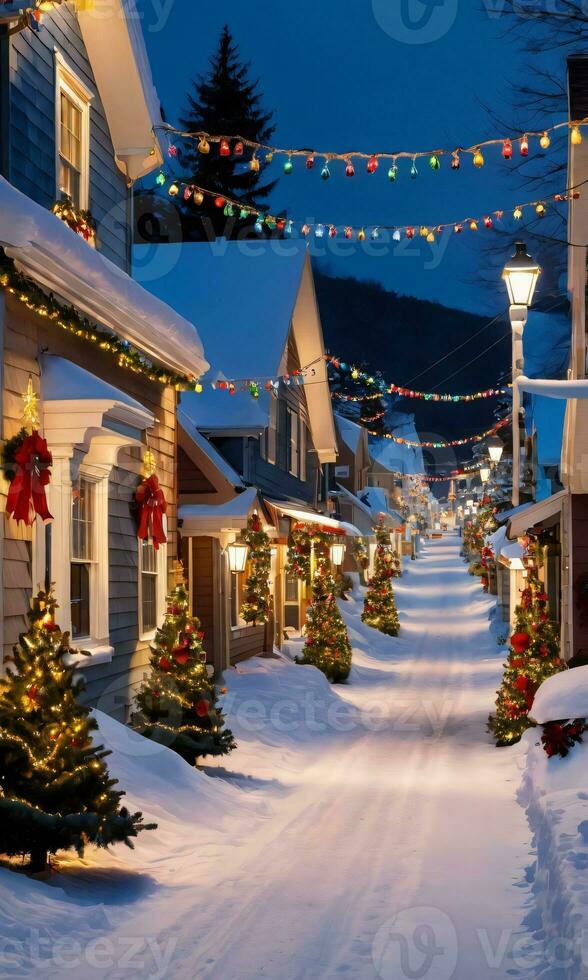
[367,155,378,174]
[219,139,230,157]
[502,139,513,160]
[345,161,355,178]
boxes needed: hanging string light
[150,173,578,243]
[327,355,510,402]
[156,116,588,178]
[363,417,510,449]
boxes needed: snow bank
[529,666,588,724]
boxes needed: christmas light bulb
[284,157,293,175]
[168,182,180,197]
[502,139,513,160]
[535,202,546,217]
[223,203,234,217]
[513,206,522,220]
[254,217,264,233]
[540,132,551,150]
[429,154,441,171]
[285,220,293,235]
[367,155,378,174]
[193,190,204,206]
[214,196,225,208]
[250,155,260,173]
[345,161,355,178]
[473,149,484,168]
[219,138,230,157]
[571,125,583,145]
[321,161,331,180]
[239,208,249,219]
[234,141,244,156]
[306,154,315,170]
[469,219,478,231]
[410,159,418,179]
[156,172,166,186]
[426,231,435,243]
[451,152,460,171]
[520,135,529,156]
[266,152,274,163]
[329,225,337,238]
[371,227,380,240]
[315,224,325,238]
[388,164,398,182]
[484,215,493,228]
[344,227,353,240]
[301,224,310,236]
[406,226,415,239]
[183,186,192,201]
[358,228,366,241]
[454,223,463,233]
[198,137,210,155]
[195,381,203,393]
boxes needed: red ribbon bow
[6,430,53,526]
[136,474,167,549]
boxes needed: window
[140,539,158,633]
[56,56,90,210]
[230,571,243,629]
[288,408,299,477]
[71,476,94,639]
[299,421,307,482]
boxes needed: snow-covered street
[1,532,543,979]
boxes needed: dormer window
[55,54,91,210]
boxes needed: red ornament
[173,647,191,665]
[219,139,230,157]
[367,155,378,174]
[159,656,172,671]
[234,141,244,156]
[6,430,53,526]
[511,632,531,654]
[345,161,355,178]
[136,474,167,550]
[195,699,210,717]
[502,139,513,160]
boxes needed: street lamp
[227,541,249,573]
[480,466,491,484]
[502,242,541,507]
[486,435,504,465]
[329,541,345,567]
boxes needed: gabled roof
[178,408,244,491]
[337,483,404,529]
[369,412,424,476]
[134,241,337,462]
[77,0,163,180]
[335,414,365,455]
[0,177,207,378]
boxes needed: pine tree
[0,588,153,872]
[361,520,400,636]
[488,565,565,746]
[240,512,272,626]
[298,535,352,683]
[132,583,236,761]
[178,25,276,240]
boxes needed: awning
[178,487,271,535]
[506,489,568,540]
[0,177,208,378]
[264,499,363,536]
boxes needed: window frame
[55,52,91,211]
[138,517,168,640]
[70,474,96,641]
[288,407,299,477]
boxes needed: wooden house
[0,1,207,718]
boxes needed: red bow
[6,430,53,526]
[136,474,167,549]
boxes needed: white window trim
[288,407,299,478]
[299,419,307,482]
[138,516,168,641]
[54,50,92,211]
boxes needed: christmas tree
[179,25,276,240]
[132,582,236,762]
[240,512,272,625]
[298,534,352,683]
[0,589,153,872]
[488,555,566,746]
[361,520,400,636]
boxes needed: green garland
[0,252,199,391]
[240,513,272,626]
[286,523,313,584]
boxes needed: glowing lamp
[330,542,345,567]
[502,242,540,308]
[219,139,230,157]
[480,466,491,484]
[502,139,513,160]
[487,435,504,463]
[227,542,249,573]
[571,125,583,146]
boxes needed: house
[0,1,207,719]
[136,240,358,656]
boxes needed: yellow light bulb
[571,125,583,146]
[540,132,551,150]
[513,206,523,220]
[473,149,484,168]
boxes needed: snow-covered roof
[336,414,364,455]
[264,499,362,536]
[134,241,337,462]
[369,412,424,476]
[77,0,163,180]
[178,408,244,489]
[179,487,262,534]
[506,490,568,540]
[41,354,148,414]
[0,177,207,378]
[518,376,588,399]
[337,484,403,528]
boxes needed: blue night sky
[136,0,564,316]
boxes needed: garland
[52,199,96,244]
[367,416,510,449]
[157,117,587,175]
[239,513,272,626]
[326,355,511,403]
[286,523,313,584]
[151,174,578,244]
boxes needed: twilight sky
[136,0,564,317]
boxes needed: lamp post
[486,435,504,466]
[227,541,249,573]
[502,242,541,507]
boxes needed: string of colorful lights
[364,417,510,449]
[157,117,587,179]
[325,355,511,402]
[153,172,578,243]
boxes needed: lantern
[227,542,249,573]
[502,242,541,308]
[330,542,345,567]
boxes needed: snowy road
[0,533,536,980]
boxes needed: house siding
[8,4,129,271]
[1,295,177,722]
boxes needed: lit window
[56,57,90,210]
[71,476,94,639]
